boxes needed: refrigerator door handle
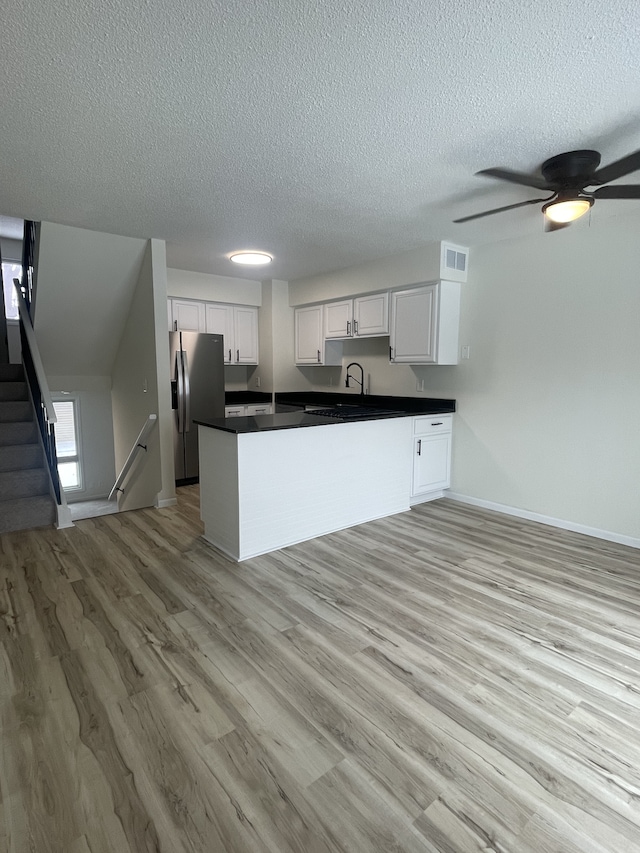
[182,350,191,432]
[175,350,185,433]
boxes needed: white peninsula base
[198,418,413,561]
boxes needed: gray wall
[111,240,174,511]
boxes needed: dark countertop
[275,391,456,414]
[196,408,413,434]
[224,390,455,414]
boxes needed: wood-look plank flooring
[2,487,640,852]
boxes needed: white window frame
[52,394,84,493]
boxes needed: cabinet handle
[354,320,358,335]
[317,349,321,363]
[431,422,443,426]
[347,321,351,336]
[174,320,178,331]
[236,349,240,362]
[417,439,422,456]
[228,348,232,362]
[389,346,393,360]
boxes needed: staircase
[0,363,56,534]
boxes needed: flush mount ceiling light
[542,195,593,223]
[229,251,273,266]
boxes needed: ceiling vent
[440,242,468,282]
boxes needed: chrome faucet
[345,362,365,394]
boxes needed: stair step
[0,443,44,473]
[0,401,33,423]
[0,421,39,446]
[0,467,50,500]
[0,494,56,534]
[0,381,28,402]
[0,364,25,382]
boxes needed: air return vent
[440,242,468,282]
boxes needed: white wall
[48,376,116,502]
[0,238,22,262]
[259,279,308,395]
[289,242,442,305]
[34,222,148,375]
[167,268,262,306]
[286,218,640,543]
[111,240,174,511]
[447,215,640,543]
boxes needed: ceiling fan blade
[476,167,552,191]
[454,196,552,224]
[592,184,640,199]
[591,149,640,184]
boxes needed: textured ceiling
[1,0,640,281]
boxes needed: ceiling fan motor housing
[541,150,601,187]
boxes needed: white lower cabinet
[411,414,453,503]
[225,403,272,418]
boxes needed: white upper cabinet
[295,305,324,363]
[324,300,353,338]
[170,299,206,332]
[170,299,259,365]
[324,293,388,338]
[390,281,460,364]
[295,305,342,365]
[353,292,389,336]
[205,303,234,362]
[205,303,258,364]
[234,305,259,364]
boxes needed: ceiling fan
[454,148,640,231]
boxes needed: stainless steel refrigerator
[170,331,225,484]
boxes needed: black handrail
[21,220,37,318]
[16,220,63,504]
[0,243,9,363]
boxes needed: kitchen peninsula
[196,395,455,562]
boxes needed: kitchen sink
[306,405,404,420]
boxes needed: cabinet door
[324,300,353,338]
[172,299,206,332]
[412,433,452,495]
[234,306,259,364]
[205,303,235,363]
[295,306,324,363]
[354,292,389,336]
[390,285,438,363]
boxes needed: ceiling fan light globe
[542,197,593,223]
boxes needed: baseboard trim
[156,497,178,508]
[446,492,640,550]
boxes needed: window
[1,262,21,320]
[52,398,82,490]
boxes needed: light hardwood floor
[2,487,640,852]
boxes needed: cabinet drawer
[225,406,245,418]
[413,414,452,435]
[246,404,272,416]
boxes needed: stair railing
[15,281,63,506]
[108,414,158,501]
[21,220,37,319]
[0,248,9,364]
